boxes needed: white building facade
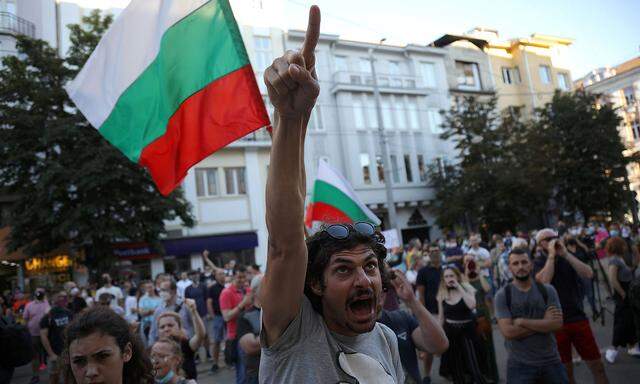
[286,31,453,243]
[4,1,457,276]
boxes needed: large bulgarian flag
[66,0,270,195]
[305,159,381,228]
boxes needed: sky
[68,0,640,79]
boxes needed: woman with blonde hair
[151,338,197,384]
[438,265,492,384]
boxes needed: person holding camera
[465,255,499,383]
[437,265,491,384]
[534,228,609,384]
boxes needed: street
[10,297,640,384]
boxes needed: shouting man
[259,6,404,383]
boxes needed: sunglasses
[322,222,385,244]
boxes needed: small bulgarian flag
[305,159,381,228]
[66,0,270,195]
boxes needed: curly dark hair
[304,226,390,315]
[62,306,153,384]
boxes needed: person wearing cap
[23,289,50,383]
[258,6,404,383]
[534,228,609,384]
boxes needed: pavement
[10,292,640,383]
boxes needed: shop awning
[161,231,258,257]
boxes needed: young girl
[438,265,491,384]
[62,306,153,384]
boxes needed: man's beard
[514,272,530,281]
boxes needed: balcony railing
[239,128,271,142]
[0,12,35,38]
[332,71,421,90]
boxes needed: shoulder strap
[505,283,512,316]
[535,282,548,305]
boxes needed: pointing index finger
[301,5,321,68]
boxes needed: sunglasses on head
[322,222,385,244]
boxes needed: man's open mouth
[347,295,375,321]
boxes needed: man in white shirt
[177,271,192,300]
[467,235,492,277]
[95,273,123,309]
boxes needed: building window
[624,86,636,106]
[407,101,419,130]
[420,62,437,88]
[253,36,273,73]
[388,61,402,87]
[1,0,16,14]
[224,167,246,195]
[195,168,218,197]
[376,155,385,183]
[360,58,372,73]
[557,73,570,90]
[360,153,371,184]
[366,100,378,128]
[501,66,521,84]
[396,102,407,129]
[309,105,324,131]
[390,155,400,183]
[334,55,348,72]
[404,154,413,183]
[455,61,481,90]
[427,109,443,134]
[539,65,552,84]
[417,154,426,182]
[353,100,365,129]
[262,96,274,123]
[381,100,394,129]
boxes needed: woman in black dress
[438,265,491,384]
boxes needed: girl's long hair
[436,265,474,302]
[62,306,153,384]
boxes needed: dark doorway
[401,226,431,245]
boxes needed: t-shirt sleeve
[219,290,233,311]
[415,268,427,287]
[494,288,510,319]
[39,313,50,330]
[237,316,252,339]
[260,296,319,356]
[545,284,561,311]
[405,312,419,333]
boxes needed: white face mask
[70,287,79,296]
[159,291,171,302]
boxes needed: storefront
[111,242,159,281]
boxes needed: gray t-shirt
[259,296,404,383]
[495,283,562,367]
[609,257,633,283]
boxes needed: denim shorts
[208,315,226,343]
[506,359,568,384]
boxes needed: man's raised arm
[260,5,321,347]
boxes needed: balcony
[0,12,35,38]
[331,71,429,95]
[229,128,272,148]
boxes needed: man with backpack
[495,248,568,383]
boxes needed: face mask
[70,287,79,296]
[80,291,88,299]
[159,291,171,302]
[155,369,175,384]
[610,230,620,237]
[586,227,595,235]
[35,291,45,300]
[622,227,631,238]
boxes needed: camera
[466,259,478,279]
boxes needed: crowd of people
[0,251,264,384]
[2,5,640,384]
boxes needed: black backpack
[0,316,33,367]
[505,282,549,317]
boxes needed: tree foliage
[428,91,628,233]
[0,11,194,262]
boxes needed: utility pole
[368,41,399,239]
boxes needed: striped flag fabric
[305,159,381,228]
[66,0,270,195]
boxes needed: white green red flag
[305,159,381,228]
[66,0,270,195]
